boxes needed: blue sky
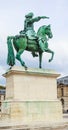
[0,0,68,85]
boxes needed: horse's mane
[37,25,47,36]
[37,24,51,37]
[37,25,46,32]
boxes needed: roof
[57,76,68,85]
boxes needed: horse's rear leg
[16,49,27,68]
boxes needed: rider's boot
[32,52,38,57]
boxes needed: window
[61,88,64,96]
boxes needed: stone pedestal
[2,66,62,123]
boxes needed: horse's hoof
[9,66,13,69]
[49,59,51,62]
[24,65,28,70]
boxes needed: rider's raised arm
[28,16,49,23]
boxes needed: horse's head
[37,24,53,39]
[44,25,53,38]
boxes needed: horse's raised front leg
[16,49,27,69]
[45,48,54,62]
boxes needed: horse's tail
[7,36,15,66]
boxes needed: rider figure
[20,12,49,56]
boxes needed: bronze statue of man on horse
[7,12,54,68]
[20,12,49,56]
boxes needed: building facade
[0,86,5,111]
[57,76,68,112]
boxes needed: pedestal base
[2,100,62,123]
[2,66,62,123]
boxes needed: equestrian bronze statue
[7,12,54,68]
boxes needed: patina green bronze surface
[7,12,54,68]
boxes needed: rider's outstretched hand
[41,16,49,19]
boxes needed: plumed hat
[25,12,34,18]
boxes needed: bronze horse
[7,24,54,68]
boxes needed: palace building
[0,86,5,111]
[57,76,68,112]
